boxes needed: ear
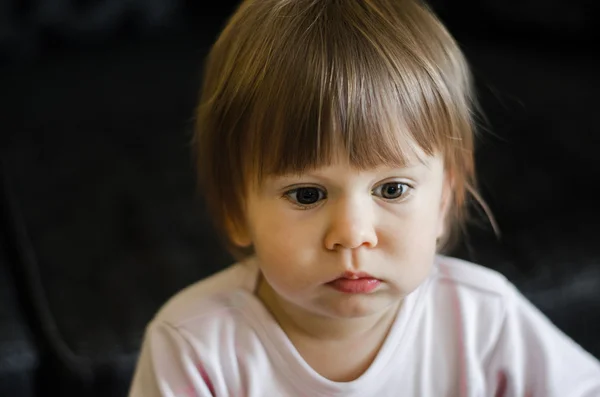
[225,216,252,248]
[437,172,454,240]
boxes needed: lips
[326,271,381,294]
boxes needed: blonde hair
[195,0,486,259]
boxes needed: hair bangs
[238,1,461,186]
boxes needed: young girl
[129,0,600,395]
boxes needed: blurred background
[0,0,599,396]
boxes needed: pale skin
[230,148,452,382]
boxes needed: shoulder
[428,255,524,340]
[140,259,275,382]
[419,256,530,362]
[432,255,516,300]
[431,259,600,390]
[152,258,261,328]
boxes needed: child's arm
[128,321,216,397]
[485,284,600,396]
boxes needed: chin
[323,294,395,318]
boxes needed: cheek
[381,214,438,261]
[249,208,321,270]
[251,218,292,259]
[378,198,441,287]
[380,227,437,294]
[383,196,442,243]
[250,216,321,297]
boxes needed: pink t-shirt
[128,256,600,396]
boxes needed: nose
[323,197,378,251]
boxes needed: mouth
[326,271,381,294]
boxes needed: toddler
[129,0,600,395]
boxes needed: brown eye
[287,187,326,206]
[373,182,409,200]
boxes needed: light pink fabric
[129,256,600,397]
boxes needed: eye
[373,182,410,201]
[285,187,327,207]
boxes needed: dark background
[1,0,599,396]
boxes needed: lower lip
[327,278,381,294]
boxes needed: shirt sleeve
[128,320,216,397]
[486,283,600,396]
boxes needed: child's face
[233,149,450,319]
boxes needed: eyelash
[283,187,327,210]
[372,182,412,202]
[283,182,413,210]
